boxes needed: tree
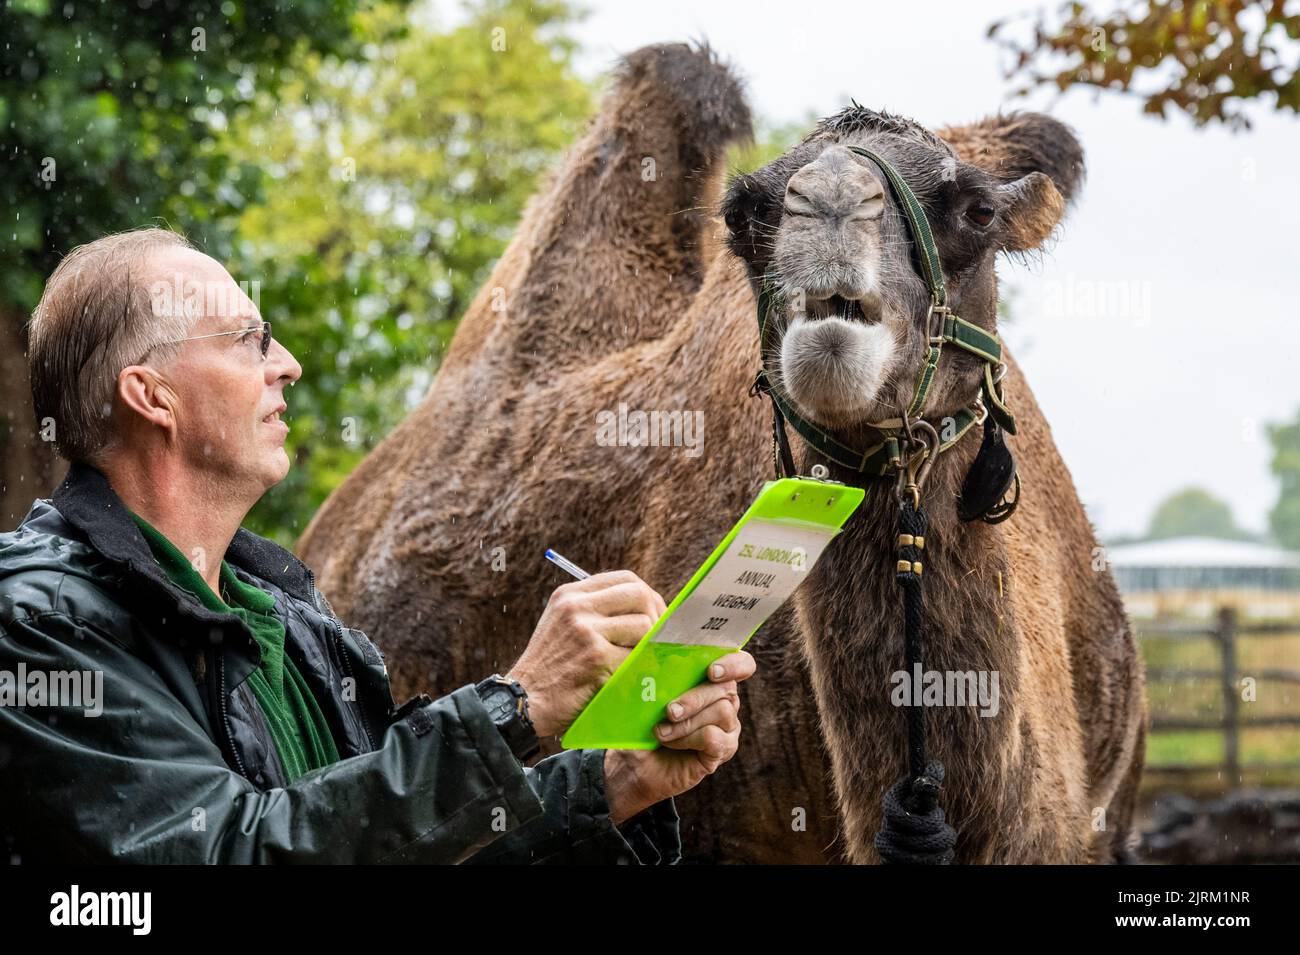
[1268,408,1300,549]
[222,0,593,543]
[1147,487,1251,540]
[990,0,1300,130]
[0,0,387,528]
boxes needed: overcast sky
[440,0,1299,539]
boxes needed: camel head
[721,107,1084,430]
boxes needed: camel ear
[997,172,1066,252]
[938,112,1085,252]
[721,172,771,265]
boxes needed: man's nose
[784,145,885,222]
[266,337,303,388]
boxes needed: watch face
[483,686,516,725]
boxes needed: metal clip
[895,419,938,509]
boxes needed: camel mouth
[804,293,882,325]
[778,314,897,425]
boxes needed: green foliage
[0,0,592,545]
[724,113,817,180]
[0,0,374,309]
[990,0,1300,130]
[1147,486,1251,540]
[224,0,594,542]
[1268,408,1300,549]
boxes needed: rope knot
[874,759,957,865]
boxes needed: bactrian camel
[297,42,1147,864]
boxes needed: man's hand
[507,570,666,738]
[603,650,755,825]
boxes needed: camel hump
[448,41,754,372]
[610,41,753,177]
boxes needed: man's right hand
[506,570,667,738]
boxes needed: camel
[297,42,1147,864]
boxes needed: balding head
[27,227,200,463]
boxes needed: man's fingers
[655,697,739,742]
[705,650,756,684]
[559,569,641,593]
[551,571,668,621]
[651,589,667,618]
[557,570,664,613]
[659,722,740,770]
[580,581,664,621]
[662,679,739,723]
[596,643,633,677]
[599,613,658,648]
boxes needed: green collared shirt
[129,510,340,783]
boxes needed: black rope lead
[750,371,796,479]
[874,498,958,864]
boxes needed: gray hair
[26,227,197,464]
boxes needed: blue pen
[544,548,590,580]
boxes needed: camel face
[722,106,1053,430]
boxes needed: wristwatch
[474,673,541,762]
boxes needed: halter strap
[846,146,946,308]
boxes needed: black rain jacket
[0,462,680,864]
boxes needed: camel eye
[966,203,996,228]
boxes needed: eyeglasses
[137,320,272,363]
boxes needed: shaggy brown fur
[297,43,1146,864]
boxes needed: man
[0,228,751,864]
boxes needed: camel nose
[784,145,886,223]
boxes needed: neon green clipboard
[560,476,864,750]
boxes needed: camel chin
[778,315,896,426]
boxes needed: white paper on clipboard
[649,518,841,649]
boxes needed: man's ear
[116,366,177,433]
[938,111,1085,252]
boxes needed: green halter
[750,144,1016,478]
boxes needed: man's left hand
[602,650,756,824]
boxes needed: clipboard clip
[800,463,844,485]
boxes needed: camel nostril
[784,184,818,218]
[852,194,885,222]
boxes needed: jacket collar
[50,460,317,606]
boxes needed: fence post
[1216,605,1240,781]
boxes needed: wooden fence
[1140,606,1300,778]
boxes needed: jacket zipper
[305,566,377,752]
[215,649,250,780]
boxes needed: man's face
[138,248,302,492]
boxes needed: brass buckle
[925,301,950,346]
